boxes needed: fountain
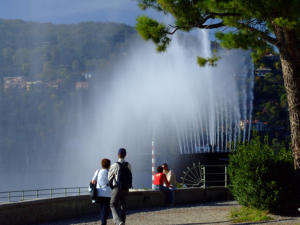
[60,30,254,188]
[0,30,254,191]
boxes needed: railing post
[78,187,80,195]
[65,188,67,196]
[203,166,206,189]
[50,189,53,198]
[36,190,39,199]
[8,192,11,202]
[225,165,228,188]
[22,191,24,201]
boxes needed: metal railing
[202,165,228,188]
[180,164,228,188]
[0,187,89,203]
[1,165,229,203]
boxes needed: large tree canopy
[136,0,300,171]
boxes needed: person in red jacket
[153,166,173,204]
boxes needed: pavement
[39,201,300,225]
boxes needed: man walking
[108,148,132,225]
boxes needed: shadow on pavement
[233,218,299,225]
[127,200,238,215]
[176,218,298,225]
[38,214,101,225]
[175,221,231,225]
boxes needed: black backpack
[117,162,132,190]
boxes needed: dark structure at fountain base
[158,152,230,187]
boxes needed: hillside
[0,19,139,182]
[0,19,137,82]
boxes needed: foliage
[136,16,170,51]
[176,182,184,189]
[136,0,300,63]
[229,206,272,223]
[228,136,294,212]
[197,53,221,67]
[253,55,289,136]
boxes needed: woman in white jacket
[91,158,112,225]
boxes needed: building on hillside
[240,120,269,132]
[255,53,280,77]
[81,73,92,80]
[263,53,279,61]
[255,67,272,77]
[3,76,26,91]
[47,79,62,89]
[75,81,88,89]
[26,80,44,91]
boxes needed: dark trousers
[154,185,173,204]
[97,197,110,225]
[110,187,129,224]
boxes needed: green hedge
[228,136,294,212]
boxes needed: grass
[229,206,273,223]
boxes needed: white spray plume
[59,30,254,188]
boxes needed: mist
[0,28,253,191]
[59,30,253,189]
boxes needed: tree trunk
[274,26,300,210]
[273,25,300,171]
[280,56,300,170]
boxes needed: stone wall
[0,187,232,225]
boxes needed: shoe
[118,222,125,225]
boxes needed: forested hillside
[0,19,136,82]
[0,19,138,179]
[252,54,289,140]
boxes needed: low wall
[0,187,232,225]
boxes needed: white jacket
[91,168,111,197]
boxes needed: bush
[228,136,294,212]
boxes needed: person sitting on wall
[153,166,172,204]
[162,163,176,205]
[162,163,177,189]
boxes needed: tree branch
[237,22,278,46]
[210,12,242,17]
[167,20,225,35]
[166,14,276,45]
[200,22,225,29]
[167,25,181,34]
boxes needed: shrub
[228,136,294,212]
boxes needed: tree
[135,0,300,172]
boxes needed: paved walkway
[40,201,300,225]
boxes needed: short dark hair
[162,163,168,168]
[157,166,163,173]
[118,148,126,158]
[101,158,111,169]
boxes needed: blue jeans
[154,185,173,204]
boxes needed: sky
[0,0,165,26]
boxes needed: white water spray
[59,30,254,188]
